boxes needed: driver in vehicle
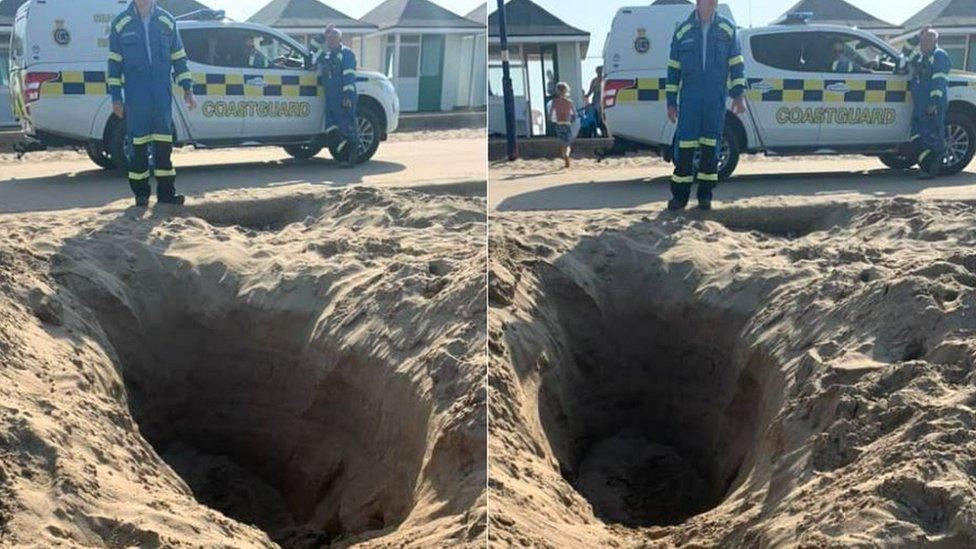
[244,36,269,69]
[829,38,877,73]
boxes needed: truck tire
[85,142,115,170]
[717,125,741,181]
[329,104,382,164]
[878,153,916,170]
[942,110,976,176]
[283,144,323,159]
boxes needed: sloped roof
[652,0,692,4]
[466,2,487,25]
[774,0,899,30]
[361,0,483,30]
[903,0,976,31]
[487,0,589,38]
[247,0,376,31]
[0,0,27,26]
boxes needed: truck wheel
[942,111,976,176]
[283,144,323,159]
[878,153,916,170]
[717,125,741,181]
[329,105,381,164]
[85,142,115,170]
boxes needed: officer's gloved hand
[927,104,939,117]
[342,98,352,109]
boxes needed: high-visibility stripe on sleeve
[932,73,949,81]
[176,71,192,83]
[675,24,693,40]
[343,84,356,92]
[343,69,356,75]
[108,52,123,63]
[132,135,153,145]
[671,174,694,184]
[931,89,944,98]
[115,15,132,33]
[128,170,150,180]
[107,78,122,87]
[171,49,187,61]
[665,84,679,93]
[154,168,176,177]
[730,78,746,88]
[718,22,735,37]
[698,172,719,182]
[667,59,681,70]
[158,16,174,31]
[678,140,699,149]
[699,137,718,147]
[728,55,744,66]
[151,134,173,143]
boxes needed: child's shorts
[555,123,574,146]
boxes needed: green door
[418,35,445,111]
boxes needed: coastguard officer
[666,0,747,211]
[245,36,270,69]
[319,24,359,167]
[108,0,196,207]
[907,27,951,180]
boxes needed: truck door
[238,29,322,139]
[176,27,246,140]
[745,30,822,147]
[816,32,912,147]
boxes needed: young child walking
[550,82,577,168]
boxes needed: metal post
[496,0,518,160]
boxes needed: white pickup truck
[9,0,400,169]
[602,4,976,179]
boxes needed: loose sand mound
[0,185,486,548]
[489,197,976,547]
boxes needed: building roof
[902,0,976,31]
[774,0,899,30]
[487,0,589,38]
[361,0,483,31]
[466,2,486,25]
[651,0,692,4]
[0,0,27,27]
[247,0,375,31]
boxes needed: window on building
[488,45,525,97]
[399,34,421,78]
[939,34,967,71]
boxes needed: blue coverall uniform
[248,49,270,69]
[108,2,192,202]
[832,58,857,73]
[319,44,359,163]
[666,11,746,207]
[907,47,951,173]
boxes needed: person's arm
[107,17,125,115]
[666,27,685,121]
[929,50,950,111]
[726,25,746,99]
[341,49,357,107]
[168,16,195,108]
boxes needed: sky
[212,0,484,21]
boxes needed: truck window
[751,33,806,72]
[182,27,305,70]
[820,33,899,74]
[11,13,26,62]
[752,32,898,74]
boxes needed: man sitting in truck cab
[244,36,270,69]
[828,37,879,73]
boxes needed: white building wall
[441,34,462,111]
[471,34,487,108]
[557,42,584,106]
[361,34,384,73]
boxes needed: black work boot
[158,194,186,206]
[135,196,150,207]
[343,141,360,168]
[668,181,690,211]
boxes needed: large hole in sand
[60,257,431,546]
[536,266,766,528]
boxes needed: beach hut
[487,0,590,137]
[463,3,488,109]
[893,0,976,72]
[247,0,376,58]
[774,0,901,38]
[0,0,26,125]
[360,0,485,113]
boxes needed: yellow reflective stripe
[158,16,174,31]
[730,78,746,88]
[171,49,187,61]
[154,168,176,177]
[932,72,948,81]
[665,84,679,93]
[151,134,173,143]
[343,69,356,75]
[909,134,920,141]
[728,55,744,66]
[679,140,699,149]
[107,78,122,87]
[719,22,735,37]
[115,15,132,33]
[132,135,153,145]
[699,137,718,147]
[337,140,348,152]
[343,84,356,92]
[675,24,693,40]
[667,59,681,70]
[325,125,339,133]
[671,174,694,184]
[176,71,192,82]
[128,170,150,180]
[931,89,944,98]
[919,150,931,163]
[108,52,123,63]
[698,172,719,181]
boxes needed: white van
[601,5,976,179]
[9,0,400,169]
